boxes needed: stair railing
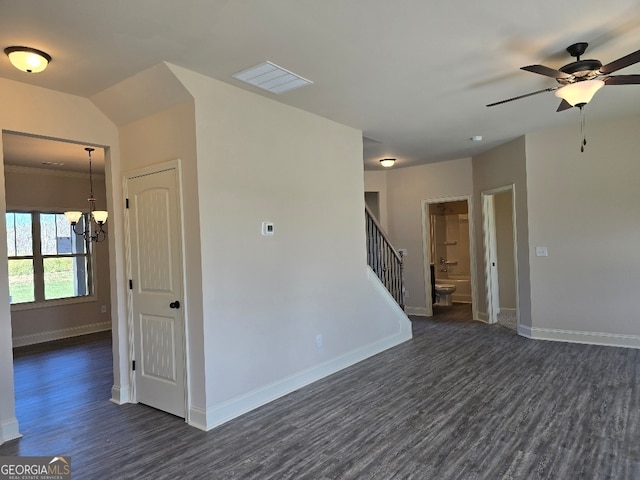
[365,205,404,309]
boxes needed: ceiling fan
[487,42,640,111]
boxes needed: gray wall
[525,115,640,341]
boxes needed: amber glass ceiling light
[4,46,51,73]
[64,148,108,243]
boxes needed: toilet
[435,283,456,306]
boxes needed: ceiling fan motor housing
[558,59,603,84]
[558,43,602,83]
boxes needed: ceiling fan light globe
[555,80,605,106]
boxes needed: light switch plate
[535,246,548,257]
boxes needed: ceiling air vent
[232,61,313,94]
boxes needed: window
[6,211,93,305]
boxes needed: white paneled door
[127,165,185,418]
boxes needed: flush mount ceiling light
[4,46,51,73]
[380,158,396,168]
[232,61,313,94]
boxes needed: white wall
[170,65,411,429]
[381,159,474,315]
[525,115,640,345]
[472,137,531,328]
[0,77,120,445]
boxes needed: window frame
[7,209,98,311]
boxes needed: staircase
[365,205,404,309]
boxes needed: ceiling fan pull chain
[580,106,587,153]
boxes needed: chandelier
[64,147,108,243]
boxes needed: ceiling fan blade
[556,99,573,112]
[604,74,640,85]
[521,64,572,79]
[600,49,640,74]
[486,87,559,107]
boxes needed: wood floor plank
[1,305,639,479]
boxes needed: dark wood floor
[2,304,640,479]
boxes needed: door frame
[123,158,190,420]
[481,184,519,328]
[421,195,478,319]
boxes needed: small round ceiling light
[470,135,483,142]
[4,46,51,73]
[379,158,396,168]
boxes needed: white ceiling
[1,0,640,171]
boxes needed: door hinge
[132,360,136,371]
[125,198,129,209]
[129,279,133,290]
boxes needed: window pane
[40,213,57,255]
[8,259,35,304]
[6,213,32,256]
[44,256,89,300]
[6,213,16,257]
[40,213,87,255]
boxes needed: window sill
[11,295,97,312]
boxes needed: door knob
[169,300,181,309]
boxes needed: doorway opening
[421,196,477,318]
[2,131,112,439]
[481,185,519,330]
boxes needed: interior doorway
[2,132,112,442]
[481,185,519,330]
[421,196,477,318]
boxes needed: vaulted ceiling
[1,0,640,171]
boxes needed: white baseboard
[518,324,532,337]
[110,385,130,405]
[500,307,517,314]
[530,327,640,349]
[405,306,430,317]
[188,406,208,431]
[198,330,412,432]
[12,322,111,347]
[0,417,21,445]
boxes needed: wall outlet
[316,334,323,348]
[101,305,107,313]
[404,288,409,298]
[398,248,408,257]
[261,222,274,235]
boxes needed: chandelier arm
[71,221,87,237]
